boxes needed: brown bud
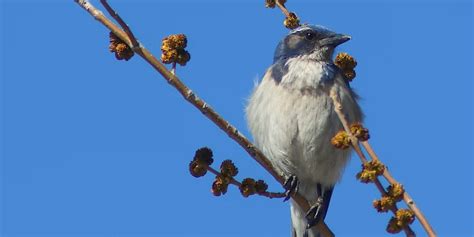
[161,49,178,64]
[211,174,230,196]
[194,147,213,166]
[373,196,395,213]
[356,169,377,183]
[162,34,187,50]
[189,160,207,178]
[284,12,300,29]
[387,183,405,202]
[396,209,415,226]
[335,53,357,81]
[176,50,191,66]
[161,34,190,66]
[220,160,239,177]
[239,178,257,197]
[356,160,385,183]
[109,32,134,61]
[386,209,415,234]
[365,160,385,176]
[386,217,403,234]
[265,0,286,8]
[265,0,276,8]
[255,180,269,194]
[335,52,357,71]
[331,130,351,149]
[350,123,370,141]
[343,69,356,81]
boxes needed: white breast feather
[246,58,362,199]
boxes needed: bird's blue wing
[320,186,334,221]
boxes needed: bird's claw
[305,197,324,229]
[283,175,299,202]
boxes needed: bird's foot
[305,197,324,229]
[283,175,299,202]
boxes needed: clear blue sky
[1,0,472,236]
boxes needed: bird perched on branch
[246,25,363,237]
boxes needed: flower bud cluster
[335,52,357,81]
[161,34,190,66]
[109,32,134,61]
[356,160,385,183]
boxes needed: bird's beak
[320,34,351,47]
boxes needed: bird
[246,24,363,237]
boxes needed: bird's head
[274,24,350,62]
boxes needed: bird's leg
[305,184,325,228]
[283,175,299,202]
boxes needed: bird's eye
[305,32,315,40]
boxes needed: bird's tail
[290,184,333,237]
[290,200,322,237]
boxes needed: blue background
[1,0,473,236]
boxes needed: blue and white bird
[246,25,363,237]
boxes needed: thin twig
[275,0,291,17]
[329,88,434,237]
[74,1,333,236]
[207,166,286,199]
[260,190,287,199]
[100,0,139,48]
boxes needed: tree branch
[329,88,435,237]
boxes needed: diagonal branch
[329,94,415,236]
[329,88,435,237]
[74,0,333,236]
